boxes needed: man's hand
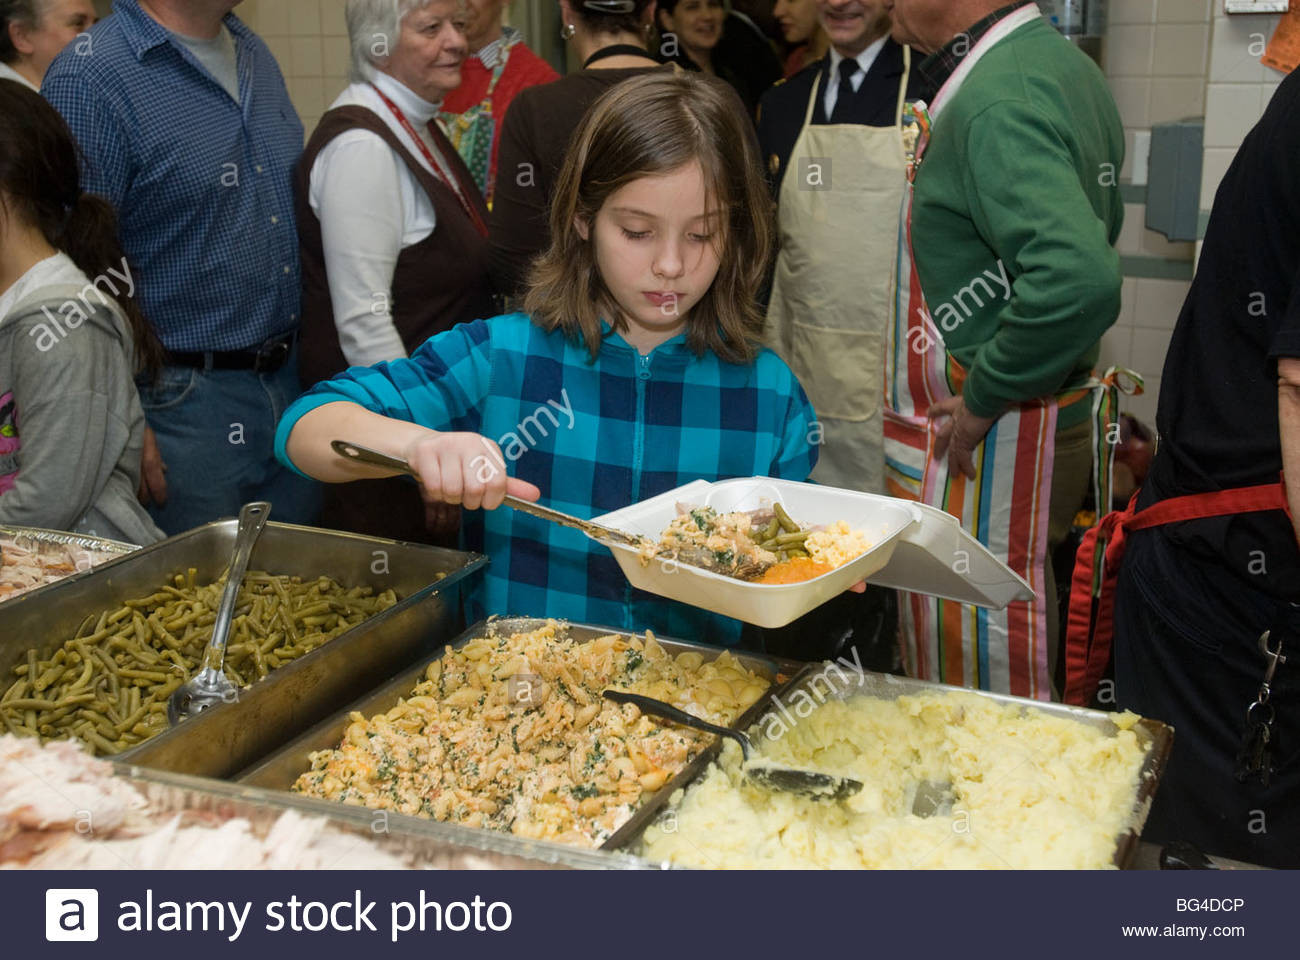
[928,395,996,480]
[137,426,167,506]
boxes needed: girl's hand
[402,432,541,510]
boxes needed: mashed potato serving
[292,621,769,847]
[640,692,1148,869]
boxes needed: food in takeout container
[290,620,770,848]
[594,477,922,628]
[1,568,402,756]
[638,688,1156,869]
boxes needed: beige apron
[766,49,911,494]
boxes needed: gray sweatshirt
[0,275,165,546]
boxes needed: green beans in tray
[0,569,403,755]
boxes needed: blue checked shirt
[275,314,819,645]
[42,0,302,352]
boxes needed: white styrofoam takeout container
[593,477,917,628]
[592,477,1034,629]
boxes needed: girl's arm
[286,401,539,510]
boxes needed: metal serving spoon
[167,501,271,725]
[330,440,652,549]
[602,689,864,801]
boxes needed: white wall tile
[1152,23,1210,76]
[1109,78,1152,127]
[1149,77,1206,121]
[1203,82,1267,147]
[1133,278,1191,329]
[1099,326,1134,375]
[1155,0,1212,23]
[1199,145,1237,207]
[257,0,291,37]
[322,36,352,83]
[290,36,324,77]
[1131,328,1175,381]
[1111,0,1158,25]
[1117,202,1148,255]
[321,0,348,36]
[1107,24,1156,76]
[1208,13,1271,83]
[288,0,323,36]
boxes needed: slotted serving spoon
[602,689,864,801]
[331,440,653,550]
[167,502,271,725]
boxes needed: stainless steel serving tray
[110,763,645,870]
[0,524,139,555]
[236,615,804,855]
[0,519,485,777]
[615,665,1175,870]
[0,524,139,604]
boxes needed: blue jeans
[136,347,321,535]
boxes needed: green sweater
[912,17,1124,428]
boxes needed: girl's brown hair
[0,80,164,374]
[523,70,773,365]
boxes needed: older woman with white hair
[295,0,494,545]
[0,0,96,90]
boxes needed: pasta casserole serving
[292,621,770,846]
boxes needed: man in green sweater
[880,0,1124,698]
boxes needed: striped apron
[882,4,1127,699]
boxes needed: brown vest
[295,105,495,388]
[294,106,493,546]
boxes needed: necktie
[830,57,858,123]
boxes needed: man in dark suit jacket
[757,0,928,194]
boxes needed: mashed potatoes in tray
[639,692,1147,869]
[292,621,769,848]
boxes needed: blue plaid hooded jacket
[276,313,818,645]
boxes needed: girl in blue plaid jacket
[276,72,818,645]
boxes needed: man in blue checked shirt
[43,0,319,534]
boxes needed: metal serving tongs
[167,502,271,725]
[330,440,651,550]
[602,689,864,801]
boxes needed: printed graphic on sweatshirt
[0,392,17,495]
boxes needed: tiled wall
[1200,6,1286,208]
[1099,0,1214,425]
[1097,0,1287,425]
[238,0,541,137]
[237,0,348,136]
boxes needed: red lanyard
[369,82,488,237]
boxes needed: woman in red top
[438,0,559,207]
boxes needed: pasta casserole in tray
[288,619,773,847]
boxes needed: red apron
[1062,480,1291,705]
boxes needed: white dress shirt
[308,72,455,367]
[822,34,888,121]
[0,61,40,92]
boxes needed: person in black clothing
[1111,65,1300,869]
[490,0,756,300]
[655,0,782,119]
[756,0,926,196]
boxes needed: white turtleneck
[308,71,456,367]
[0,61,40,92]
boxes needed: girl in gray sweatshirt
[0,79,164,545]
